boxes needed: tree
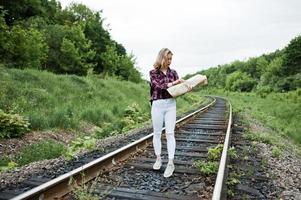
[0,1,142,81]
[2,25,48,69]
[282,35,301,76]
[243,57,260,79]
[100,45,141,82]
[258,57,283,89]
[61,3,117,74]
[45,24,95,75]
[118,54,141,83]
[225,61,243,74]
[100,45,120,76]
[0,10,8,60]
[1,0,61,25]
[256,57,269,74]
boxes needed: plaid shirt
[149,67,179,101]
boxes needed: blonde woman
[149,48,191,177]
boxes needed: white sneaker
[153,158,162,170]
[163,163,175,178]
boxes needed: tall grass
[0,68,147,131]
[0,67,207,137]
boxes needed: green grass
[198,88,301,145]
[0,67,207,137]
[0,139,66,169]
[0,67,149,131]
[15,139,66,166]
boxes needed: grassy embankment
[0,67,209,168]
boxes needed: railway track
[1,96,232,200]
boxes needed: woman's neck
[160,66,168,71]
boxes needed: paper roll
[167,74,208,97]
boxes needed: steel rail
[11,96,216,200]
[212,97,233,200]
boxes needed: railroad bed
[1,96,232,200]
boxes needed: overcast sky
[58,0,301,80]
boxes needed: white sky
[58,0,301,80]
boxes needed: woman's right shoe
[163,163,175,178]
[153,158,162,170]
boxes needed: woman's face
[164,53,173,68]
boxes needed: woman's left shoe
[163,163,175,178]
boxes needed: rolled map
[167,74,208,97]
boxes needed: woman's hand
[168,79,186,87]
[178,79,185,84]
[187,85,193,92]
[174,79,185,85]
[181,81,192,92]
[167,82,173,87]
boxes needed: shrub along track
[0,96,232,200]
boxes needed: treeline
[193,36,301,94]
[0,0,141,82]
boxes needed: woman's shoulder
[170,68,177,72]
[149,69,159,75]
[149,69,156,73]
[169,68,178,74]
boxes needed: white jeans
[151,98,176,159]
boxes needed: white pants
[151,98,176,159]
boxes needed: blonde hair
[153,48,173,70]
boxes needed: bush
[275,73,301,92]
[182,93,200,104]
[195,160,219,175]
[0,110,30,138]
[121,102,148,132]
[195,144,223,175]
[256,86,272,98]
[226,71,257,92]
[0,161,18,172]
[285,89,301,103]
[208,144,223,161]
[64,136,96,160]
